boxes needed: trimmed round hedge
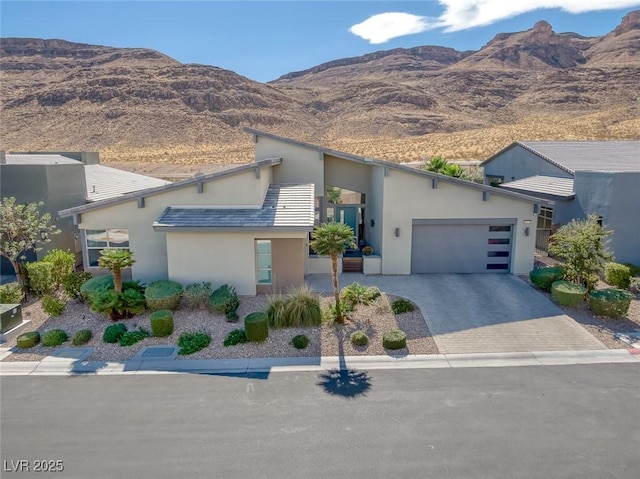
[103,323,127,343]
[80,274,113,302]
[530,266,565,291]
[16,331,40,349]
[145,280,184,311]
[150,309,174,337]
[42,329,68,347]
[291,334,309,349]
[244,312,269,342]
[72,329,92,346]
[350,330,369,347]
[588,288,633,318]
[382,329,407,350]
[551,281,586,307]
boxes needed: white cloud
[350,0,640,43]
[349,12,436,44]
[437,0,640,32]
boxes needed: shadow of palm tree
[317,328,372,399]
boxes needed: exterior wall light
[395,228,400,237]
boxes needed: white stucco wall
[254,136,325,196]
[166,231,308,295]
[381,169,538,275]
[77,168,272,283]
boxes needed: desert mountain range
[1,10,638,170]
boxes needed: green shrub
[25,261,55,295]
[0,282,24,303]
[209,284,239,315]
[267,285,322,328]
[80,274,114,302]
[90,282,145,321]
[551,281,587,307]
[245,311,269,342]
[323,300,353,324]
[178,331,211,355]
[391,297,415,314]
[119,327,150,347]
[72,329,92,346]
[223,329,248,347]
[145,280,183,311]
[588,288,633,318]
[623,263,640,277]
[604,263,631,289]
[291,334,309,349]
[42,249,75,287]
[340,282,381,309]
[184,282,212,309]
[529,266,565,291]
[103,323,127,343]
[350,330,369,347]
[16,331,40,348]
[149,309,174,337]
[42,328,68,347]
[42,295,66,316]
[382,329,407,350]
[225,310,239,322]
[62,271,92,300]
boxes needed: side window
[256,240,272,284]
[86,229,130,267]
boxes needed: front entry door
[336,206,358,242]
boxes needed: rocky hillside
[1,11,638,165]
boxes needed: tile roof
[500,175,575,199]
[153,184,314,231]
[85,165,171,202]
[4,154,80,165]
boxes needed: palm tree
[424,156,449,174]
[98,249,135,293]
[309,222,356,323]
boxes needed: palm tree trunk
[331,253,343,323]
[113,267,122,294]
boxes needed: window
[537,206,554,230]
[489,225,511,232]
[256,240,272,284]
[488,238,510,245]
[85,229,130,267]
[487,264,509,270]
[487,251,509,257]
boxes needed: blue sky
[2,1,639,82]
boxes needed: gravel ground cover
[2,293,438,362]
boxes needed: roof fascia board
[244,128,552,206]
[152,225,313,233]
[58,158,282,218]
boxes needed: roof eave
[152,225,314,233]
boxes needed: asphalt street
[1,364,639,479]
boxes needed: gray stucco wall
[572,171,640,265]
[483,145,571,183]
[0,163,86,268]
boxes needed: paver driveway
[306,273,605,354]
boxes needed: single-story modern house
[58,129,550,295]
[481,141,640,264]
[0,151,169,280]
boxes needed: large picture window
[537,206,553,230]
[86,229,130,267]
[256,240,272,284]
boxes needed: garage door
[411,222,513,273]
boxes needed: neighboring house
[481,141,640,264]
[0,151,169,280]
[58,129,549,295]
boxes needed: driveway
[306,273,605,354]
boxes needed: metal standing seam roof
[482,141,640,173]
[4,154,81,165]
[499,175,575,199]
[153,183,315,230]
[84,164,171,202]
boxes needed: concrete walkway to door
[306,273,606,354]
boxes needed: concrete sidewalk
[306,273,606,354]
[1,348,637,376]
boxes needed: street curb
[1,349,638,377]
